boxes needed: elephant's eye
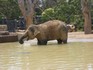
[29,27,35,33]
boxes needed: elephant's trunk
[19,36,24,44]
[19,31,28,44]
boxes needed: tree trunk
[81,0,92,34]
[18,0,38,28]
[25,15,33,28]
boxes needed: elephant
[19,20,68,45]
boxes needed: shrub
[41,8,55,22]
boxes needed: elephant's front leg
[62,39,67,44]
[57,39,62,44]
[37,39,48,45]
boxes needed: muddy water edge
[0,42,93,70]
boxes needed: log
[0,31,9,35]
[0,33,18,43]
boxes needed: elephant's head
[19,25,40,44]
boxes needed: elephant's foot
[37,39,47,45]
[62,39,67,44]
[19,35,27,44]
[57,39,62,44]
[19,39,24,44]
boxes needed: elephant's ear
[34,29,40,37]
[29,26,40,37]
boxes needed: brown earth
[17,31,93,39]
[68,32,93,39]
[16,31,93,43]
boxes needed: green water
[0,42,93,70]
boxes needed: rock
[67,24,76,32]
[0,25,7,31]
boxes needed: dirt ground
[17,31,93,39]
[16,31,93,43]
[68,32,93,39]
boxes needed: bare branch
[33,0,38,7]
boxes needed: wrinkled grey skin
[19,20,68,45]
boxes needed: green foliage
[41,8,55,22]
[54,0,82,22]
[41,0,84,30]
[0,0,21,19]
[0,0,91,31]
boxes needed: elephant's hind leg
[62,39,67,44]
[37,39,47,45]
[57,39,62,44]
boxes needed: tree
[42,0,82,23]
[81,0,92,34]
[18,0,38,28]
[44,0,57,8]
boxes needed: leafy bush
[41,8,55,22]
[41,0,84,31]
[0,0,21,19]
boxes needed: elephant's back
[40,20,65,29]
[43,20,64,25]
[39,20,66,40]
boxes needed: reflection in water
[0,42,93,70]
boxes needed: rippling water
[0,42,93,70]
